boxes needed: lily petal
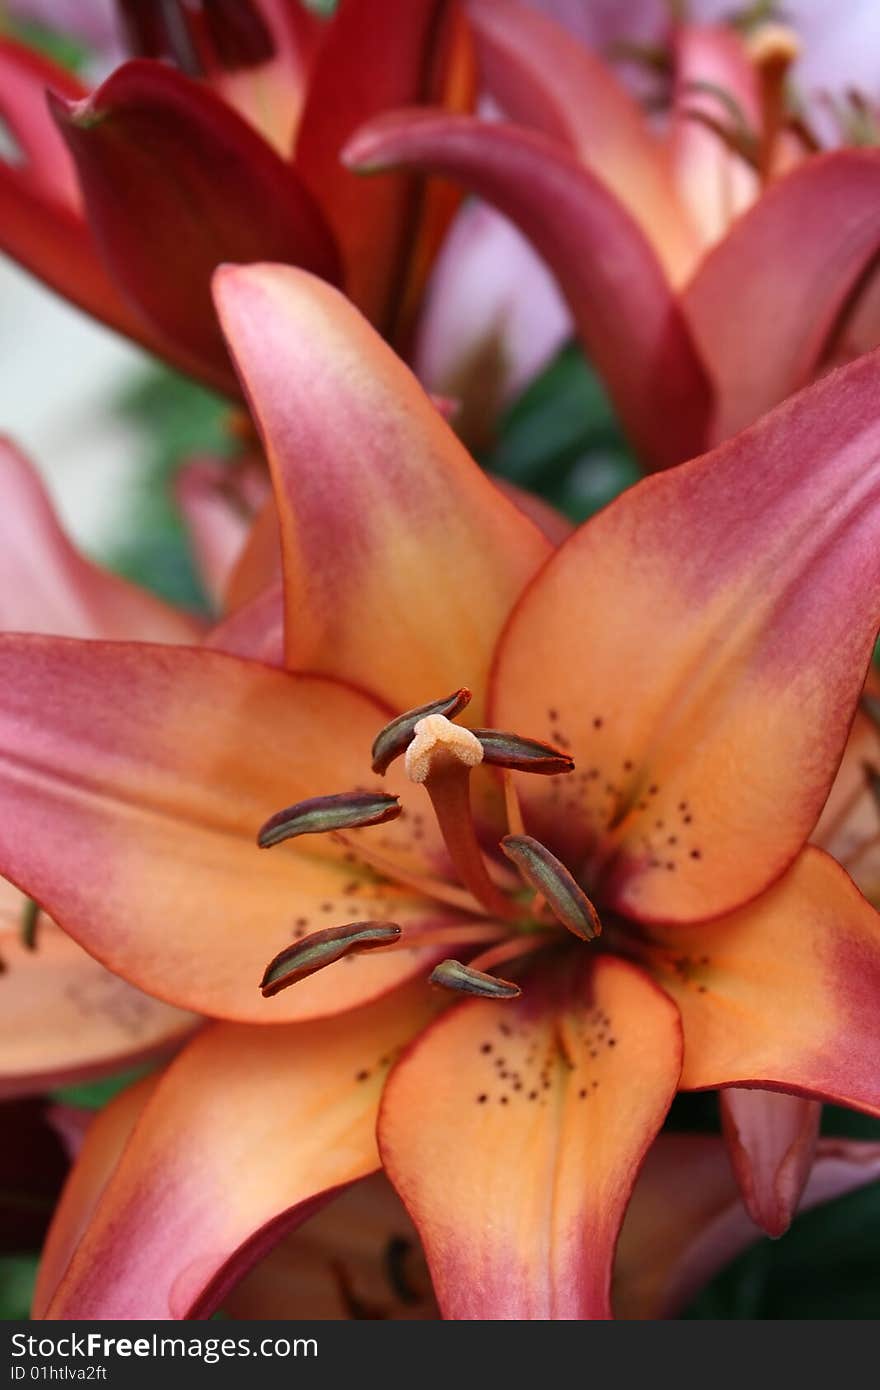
[0,40,154,352]
[53,60,341,393]
[41,985,433,1319]
[33,1076,159,1319]
[616,1133,880,1319]
[344,110,711,470]
[379,955,681,1319]
[294,0,469,334]
[684,150,880,441]
[206,581,284,666]
[0,440,202,643]
[0,878,194,1099]
[492,351,880,922]
[213,264,550,715]
[719,1089,821,1237]
[0,638,461,1023]
[645,849,880,1115]
[468,0,696,281]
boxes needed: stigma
[404,714,484,784]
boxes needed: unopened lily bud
[371,688,472,774]
[405,715,484,784]
[501,835,602,941]
[257,792,400,848]
[261,922,401,997]
[474,729,574,775]
[429,958,521,1000]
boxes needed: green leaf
[0,1255,38,1321]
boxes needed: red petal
[53,59,341,392]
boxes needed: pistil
[405,715,520,922]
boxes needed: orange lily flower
[1,268,880,1318]
[0,442,198,1097]
[344,0,880,466]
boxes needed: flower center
[256,689,600,1002]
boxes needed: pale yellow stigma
[748,22,801,71]
[405,715,484,784]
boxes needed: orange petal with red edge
[213,265,549,716]
[0,637,464,1024]
[41,984,434,1319]
[642,849,880,1115]
[379,955,681,1319]
[0,879,194,1099]
[492,350,880,922]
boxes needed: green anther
[261,922,401,997]
[257,793,400,848]
[500,835,602,941]
[861,693,880,729]
[20,898,40,952]
[473,729,574,775]
[429,958,521,1000]
[371,688,472,775]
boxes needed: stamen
[371,688,472,774]
[501,835,602,941]
[19,898,40,952]
[258,793,400,848]
[502,770,526,838]
[260,921,401,997]
[429,958,521,1000]
[473,729,575,775]
[406,716,518,921]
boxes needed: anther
[260,922,401,996]
[500,835,602,941]
[257,793,401,848]
[405,715,517,921]
[473,730,575,775]
[371,689,472,774]
[19,898,40,952]
[429,959,521,1000]
[404,714,483,783]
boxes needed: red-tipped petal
[492,350,880,922]
[53,60,341,393]
[41,985,433,1319]
[0,440,202,643]
[379,956,681,1319]
[684,150,880,441]
[720,1089,821,1238]
[345,110,711,470]
[0,638,457,1023]
[647,850,880,1116]
[213,264,550,715]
